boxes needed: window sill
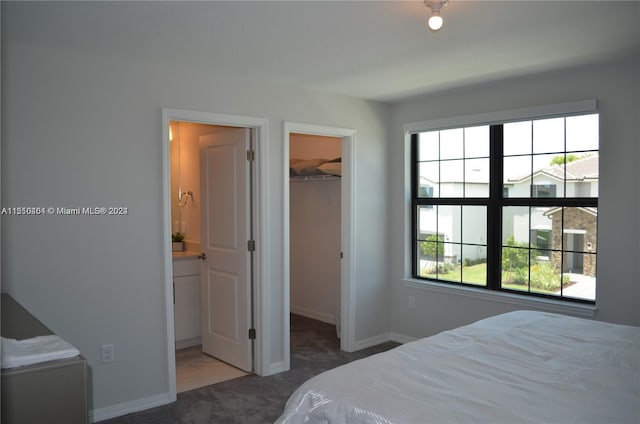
[402,278,597,318]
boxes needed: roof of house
[543,206,598,217]
[508,154,598,184]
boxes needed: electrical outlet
[408,296,415,310]
[101,344,114,364]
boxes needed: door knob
[198,252,207,260]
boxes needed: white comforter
[277,310,640,423]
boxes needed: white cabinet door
[174,274,201,342]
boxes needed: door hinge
[246,150,255,162]
[247,240,256,252]
[340,252,344,259]
[249,328,256,340]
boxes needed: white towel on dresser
[1,335,80,369]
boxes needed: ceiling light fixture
[425,0,449,32]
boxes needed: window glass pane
[563,253,596,301]
[502,206,529,245]
[439,160,464,197]
[418,162,439,197]
[438,243,461,283]
[532,153,563,198]
[530,252,561,295]
[501,246,529,291]
[416,206,437,240]
[465,158,489,197]
[503,155,531,197]
[565,152,598,198]
[419,238,444,278]
[531,183,559,198]
[440,128,464,159]
[462,245,487,286]
[533,117,564,154]
[566,114,599,151]
[418,131,439,161]
[562,207,597,253]
[438,205,460,243]
[462,206,486,245]
[504,120,531,156]
[464,126,489,158]
[531,228,551,250]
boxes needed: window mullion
[487,125,503,290]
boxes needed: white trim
[90,393,172,423]
[175,336,201,350]
[351,332,391,351]
[160,109,177,402]
[390,332,417,344]
[402,278,597,318]
[161,109,270,408]
[283,121,356,371]
[404,99,597,134]
[268,361,286,375]
[290,305,336,325]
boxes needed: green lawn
[421,262,564,294]
[422,262,487,286]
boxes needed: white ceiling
[5,1,639,103]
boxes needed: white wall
[289,134,342,324]
[1,3,390,416]
[389,58,640,339]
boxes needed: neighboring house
[544,206,597,277]
[419,154,598,276]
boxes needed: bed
[276,310,639,423]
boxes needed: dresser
[1,294,88,424]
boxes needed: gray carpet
[101,315,399,423]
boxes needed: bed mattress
[277,310,640,423]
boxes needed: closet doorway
[283,122,356,370]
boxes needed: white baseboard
[290,305,336,325]
[389,332,417,344]
[175,336,201,350]
[90,393,173,423]
[266,361,286,376]
[351,332,392,351]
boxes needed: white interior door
[199,128,253,372]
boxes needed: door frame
[283,121,356,371]
[162,109,269,401]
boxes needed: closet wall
[289,134,342,325]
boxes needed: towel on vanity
[1,335,80,369]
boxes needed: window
[412,112,598,303]
[532,184,556,198]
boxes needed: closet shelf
[290,175,340,182]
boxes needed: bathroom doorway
[162,109,268,400]
[170,121,253,392]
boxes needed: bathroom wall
[171,122,241,248]
[289,134,342,324]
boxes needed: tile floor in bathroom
[175,345,249,393]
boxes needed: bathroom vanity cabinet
[173,257,201,348]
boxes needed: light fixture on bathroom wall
[178,190,194,207]
[425,0,449,32]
